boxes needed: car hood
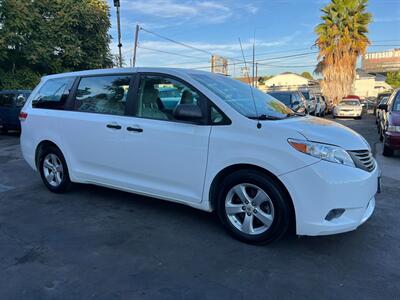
[278,116,369,150]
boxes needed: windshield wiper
[249,114,283,120]
[287,112,306,117]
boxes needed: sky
[107,0,400,77]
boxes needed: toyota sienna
[20,68,379,244]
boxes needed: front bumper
[279,159,379,236]
[384,131,400,150]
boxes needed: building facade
[263,73,320,93]
[353,69,392,98]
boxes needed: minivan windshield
[268,92,292,106]
[191,73,293,119]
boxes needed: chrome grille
[348,150,376,172]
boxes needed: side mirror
[173,104,203,121]
[378,103,388,111]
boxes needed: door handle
[127,126,143,133]
[106,123,122,130]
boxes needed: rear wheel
[39,146,71,193]
[216,170,292,244]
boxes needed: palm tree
[315,0,372,105]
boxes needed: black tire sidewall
[39,146,71,193]
[216,170,291,244]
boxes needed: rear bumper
[384,132,400,150]
[0,119,20,130]
[279,160,379,236]
[334,110,362,117]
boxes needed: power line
[144,46,318,67]
[140,26,243,62]
[138,45,207,60]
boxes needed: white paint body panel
[20,67,378,236]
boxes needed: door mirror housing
[173,104,203,121]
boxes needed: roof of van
[41,67,214,80]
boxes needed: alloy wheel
[225,183,275,235]
[43,153,64,187]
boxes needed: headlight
[387,125,400,132]
[288,139,355,167]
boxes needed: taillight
[19,111,28,121]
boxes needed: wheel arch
[35,140,63,169]
[208,164,296,230]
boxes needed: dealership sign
[362,49,400,73]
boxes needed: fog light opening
[325,209,345,221]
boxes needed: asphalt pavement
[0,114,399,300]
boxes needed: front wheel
[383,144,394,157]
[39,146,71,193]
[216,170,292,244]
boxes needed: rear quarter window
[32,77,75,109]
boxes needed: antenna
[238,38,261,129]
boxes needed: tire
[383,144,394,157]
[39,146,71,193]
[216,170,292,245]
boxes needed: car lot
[0,114,399,299]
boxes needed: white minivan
[20,68,379,244]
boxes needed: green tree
[314,0,372,104]
[301,72,313,80]
[386,71,400,88]
[0,0,113,89]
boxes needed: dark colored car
[379,89,400,156]
[375,92,392,116]
[268,91,306,114]
[0,90,31,133]
[377,96,389,130]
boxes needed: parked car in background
[300,90,317,115]
[361,97,377,113]
[375,92,392,116]
[0,90,31,133]
[315,95,327,117]
[378,89,400,156]
[377,96,389,128]
[20,67,378,244]
[267,91,306,114]
[333,98,363,119]
[325,98,334,114]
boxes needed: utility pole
[114,0,122,67]
[132,24,140,67]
